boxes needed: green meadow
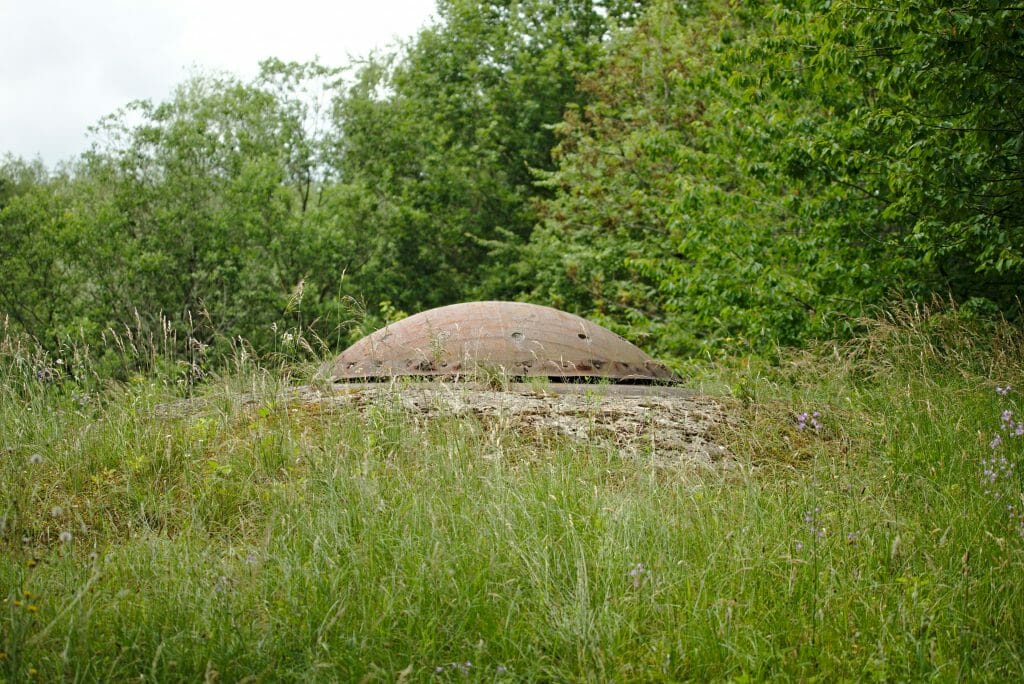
[3,310,1023,681]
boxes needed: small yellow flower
[27,604,39,613]
[13,600,22,608]
[23,590,32,599]
[28,667,38,676]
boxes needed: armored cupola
[319,301,678,383]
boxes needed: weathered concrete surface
[157,380,736,469]
[296,382,735,469]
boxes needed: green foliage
[0,166,83,343]
[521,0,1022,356]
[331,0,645,312]
[1,0,1022,364]
[1,62,348,360]
[787,0,1024,304]
[79,64,335,354]
[525,1,893,356]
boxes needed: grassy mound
[2,309,1023,681]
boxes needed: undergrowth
[2,306,1023,681]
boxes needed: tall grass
[2,306,1023,681]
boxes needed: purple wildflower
[629,562,647,588]
[996,385,1012,396]
[804,508,825,538]
[797,411,823,432]
[982,451,1014,495]
[990,434,1003,449]
[1002,410,1014,426]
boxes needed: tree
[770,0,1024,311]
[0,164,87,344]
[330,0,646,314]
[1,63,350,356]
[524,1,895,355]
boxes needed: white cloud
[0,0,436,166]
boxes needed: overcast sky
[0,0,438,166]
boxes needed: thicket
[2,0,1021,370]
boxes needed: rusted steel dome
[319,301,678,383]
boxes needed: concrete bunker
[308,302,733,467]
